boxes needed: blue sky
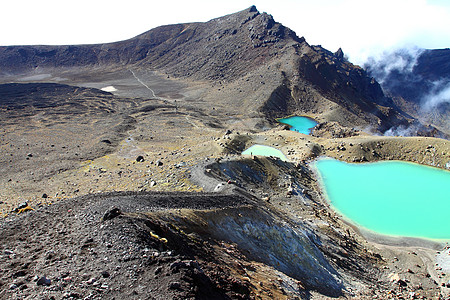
[1,0,449,65]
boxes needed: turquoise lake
[242,145,287,161]
[278,116,318,135]
[313,158,450,240]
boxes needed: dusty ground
[0,70,449,299]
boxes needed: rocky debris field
[0,79,449,299]
[1,152,450,299]
[0,191,259,299]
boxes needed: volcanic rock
[102,207,122,221]
[36,276,51,286]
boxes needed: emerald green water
[242,145,287,161]
[278,116,318,135]
[313,158,450,240]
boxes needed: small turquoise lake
[278,116,318,135]
[242,145,287,161]
[313,158,450,240]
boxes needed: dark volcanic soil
[0,191,257,300]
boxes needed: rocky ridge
[0,6,428,135]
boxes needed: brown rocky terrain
[0,6,449,300]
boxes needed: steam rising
[365,47,449,137]
[364,47,450,110]
[383,123,427,138]
[364,47,424,84]
[422,80,450,111]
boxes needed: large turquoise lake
[278,116,318,135]
[313,158,450,240]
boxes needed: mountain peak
[248,5,258,13]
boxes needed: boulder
[102,207,122,221]
[36,276,51,286]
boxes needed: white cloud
[266,0,450,65]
